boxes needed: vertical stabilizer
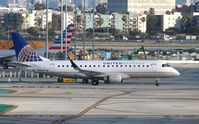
[49,23,75,52]
[11,32,48,62]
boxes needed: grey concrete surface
[0,68,199,124]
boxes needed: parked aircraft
[0,23,75,69]
[11,32,180,86]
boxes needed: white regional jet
[11,32,180,86]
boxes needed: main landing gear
[91,80,99,86]
[82,79,99,85]
[155,78,160,86]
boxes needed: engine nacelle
[104,75,122,83]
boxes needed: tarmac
[0,68,199,124]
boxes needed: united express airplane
[11,32,180,86]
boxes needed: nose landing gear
[155,78,160,86]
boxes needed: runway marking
[51,91,133,124]
[0,105,17,115]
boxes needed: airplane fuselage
[22,60,180,82]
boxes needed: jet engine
[104,75,122,83]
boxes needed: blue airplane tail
[11,32,43,62]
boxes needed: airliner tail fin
[11,32,49,62]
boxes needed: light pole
[74,0,77,60]
[61,0,64,54]
[46,0,48,58]
[92,0,95,60]
[65,0,68,60]
[83,0,86,59]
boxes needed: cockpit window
[162,64,171,67]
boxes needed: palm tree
[140,17,146,32]
[140,17,146,40]
[35,17,42,28]
[96,16,104,28]
[122,15,128,22]
[122,15,128,32]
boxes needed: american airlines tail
[11,32,50,62]
[49,23,75,52]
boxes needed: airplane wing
[0,55,16,62]
[70,59,105,78]
[6,61,32,68]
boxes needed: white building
[129,13,147,33]
[22,9,75,30]
[85,13,110,29]
[22,9,52,30]
[0,6,26,24]
[108,0,175,15]
[193,12,199,27]
[185,0,192,6]
[84,12,147,33]
[0,6,26,13]
[98,0,107,4]
[163,12,182,31]
[21,10,36,29]
[17,0,27,8]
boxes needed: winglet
[69,59,81,71]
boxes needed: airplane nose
[174,69,180,76]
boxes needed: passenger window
[143,65,144,67]
[147,65,149,67]
[112,65,114,67]
[89,65,91,67]
[66,65,69,67]
[85,65,87,67]
[129,65,131,67]
[121,65,123,67]
[116,65,118,67]
[134,65,136,67]
[103,65,105,67]
[107,65,110,67]
[138,65,140,67]
[58,65,60,67]
[162,64,170,67]
[62,65,64,67]
[125,65,127,67]
[80,65,82,67]
[98,65,100,67]
[93,65,96,67]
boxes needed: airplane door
[151,63,157,72]
[49,63,55,71]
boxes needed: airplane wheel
[155,82,160,86]
[155,80,159,86]
[92,80,99,86]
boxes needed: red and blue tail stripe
[49,23,75,51]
